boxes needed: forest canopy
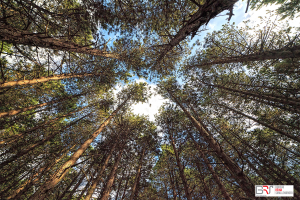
[0,0,299,199]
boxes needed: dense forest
[0,0,299,199]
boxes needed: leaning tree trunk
[167,89,255,198]
[29,94,131,200]
[194,161,212,200]
[203,81,300,113]
[189,134,232,200]
[157,0,238,62]
[0,72,104,88]
[0,23,120,59]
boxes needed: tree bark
[189,134,232,200]
[99,148,124,200]
[84,141,118,200]
[29,94,131,200]
[167,89,255,198]
[0,72,104,88]
[129,147,145,200]
[0,23,120,59]
[169,134,192,200]
[157,0,238,62]
[194,161,212,200]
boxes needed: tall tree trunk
[0,113,91,169]
[0,23,120,59]
[167,89,255,198]
[189,134,232,200]
[169,134,192,200]
[194,161,212,200]
[0,72,104,88]
[129,147,145,200]
[195,45,300,67]
[29,95,131,200]
[217,103,300,143]
[84,141,119,200]
[167,164,177,200]
[99,148,124,200]
[0,91,90,118]
[157,0,238,62]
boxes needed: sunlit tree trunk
[84,141,118,200]
[195,45,300,67]
[0,72,104,88]
[0,104,92,146]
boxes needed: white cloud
[239,4,300,29]
[130,79,168,121]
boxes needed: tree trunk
[29,94,131,200]
[189,134,232,200]
[99,148,124,200]
[167,89,255,198]
[84,141,118,200]
[0,91,90,118]
[169,134,192,200]
[196,45,300,67]
[157,0,238,62]
[129,147,145,200]
[167,164,177,200]
[0,23,120,59]
[0,72,104,88]
[77,169,97,200]
[114,167,126,200]
[217,103,300,143]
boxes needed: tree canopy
[0,0,299,199]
